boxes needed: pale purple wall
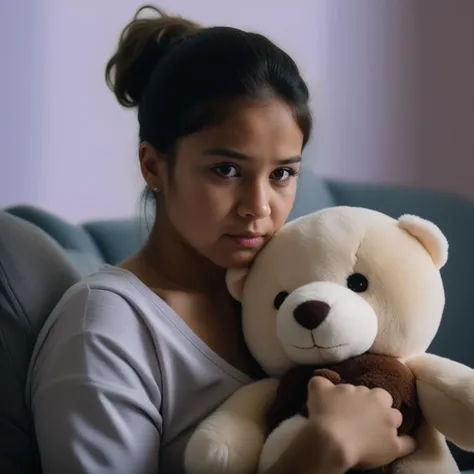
[415,0,474,198]
[0,0,43,208]
[310,0,420,185]
[1,0,322,222]
[1,1,473,223]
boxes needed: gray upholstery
[83,218,147,265]
[6,205,145,277]
[0,211,80,473]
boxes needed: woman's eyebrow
[203,147,302,165]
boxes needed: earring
[151,186,160,193]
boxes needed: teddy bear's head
[227,206,448,377]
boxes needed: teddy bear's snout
[293,300,331,330]
[276,281,379,366]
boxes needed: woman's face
[143,97,305,268]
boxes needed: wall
[310,0,420,184]
[0,0,322,222]
[415,0,474,198]
[1,0,44,209]
[1,1,473,223]
[308,0,474,198]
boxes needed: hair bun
[105,5,201,107]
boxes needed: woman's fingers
[370,387,394,407]
[396,435,417,458]
[308,376,335,392]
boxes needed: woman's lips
[225,234,265,248]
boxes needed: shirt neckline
[102,265,255,385]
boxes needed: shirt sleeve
[29,287,163,474]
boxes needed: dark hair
[106,5,312,157]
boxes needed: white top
[26,265,253,474]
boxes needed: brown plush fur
[266,353,421,474]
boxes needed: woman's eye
[213,164,239,178]
[271,168,297,183]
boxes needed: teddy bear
[184,206,474,474]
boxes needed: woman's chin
[214,248,260,269]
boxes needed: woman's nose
[237,183,271,218]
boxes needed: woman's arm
[29,287,163,474]
[262,422,348,474]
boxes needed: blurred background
[1,0,473,223]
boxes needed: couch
[1,170,474,473]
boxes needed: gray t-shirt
[26,265,253,474]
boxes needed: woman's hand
[264,376,417,474]
[305,376,417,470]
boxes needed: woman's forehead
[179,98,304,156]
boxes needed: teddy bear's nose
[293,300,331,330]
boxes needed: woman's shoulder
[36,265,166,348]
[59,265,163,316]
[76,264,154,298]
[26,265,164,412]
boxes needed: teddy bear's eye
[274,291,289,310]
[347,273,369,293]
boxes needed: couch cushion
[5,206,104,277]
[288,167,336,221]
[83,218,146,265]
[0,211,81,473]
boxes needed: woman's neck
[137,217,227,295]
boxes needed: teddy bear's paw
[184,432,233,474]
[184,413,264,474]
[258,415,308,473]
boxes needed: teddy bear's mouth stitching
[292,342,346,350]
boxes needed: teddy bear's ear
[398,214,449,269]
[226,267,250,301]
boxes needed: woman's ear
[226,268,250,301]
[139,142,166,192]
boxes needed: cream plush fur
[184,206,474,474]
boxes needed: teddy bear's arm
[313,368,342,385]
[184,378,279,474]
[405,353,474,451]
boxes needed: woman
[27,6,416,474]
